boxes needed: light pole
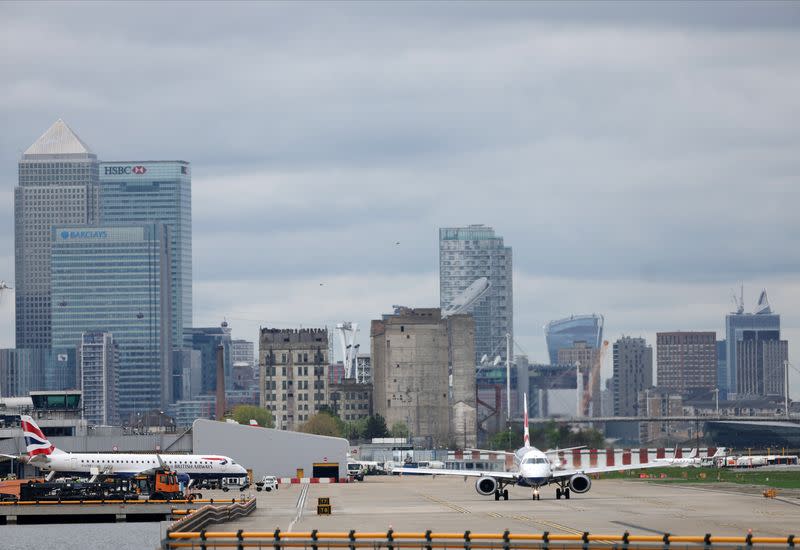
[712,388,719,416]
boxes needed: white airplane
[2,415,248,483]
[396,395,669,501]
[656,447,726,468]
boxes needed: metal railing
[166,497,257,540]
[161,529,798,550]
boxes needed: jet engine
[475,476,498,496]
[568,473,592,494]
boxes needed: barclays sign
[60,230,108,240]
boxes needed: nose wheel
[532,488,540,500]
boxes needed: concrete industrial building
[558,341,602,417]
[329,380,372,422]
[51,224,173,416]
[656,332,717,397]
[15,119,100,350]
[439,225,512,363]
[99,161,192,349]
[371,307,476,448]
[545,314,604,366]
[259,328,331,431]
[612,336,653,417]
[79,332,118,426]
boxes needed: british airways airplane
[396,395,666,500]
[5,415,247,483]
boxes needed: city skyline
[1,3,798,397]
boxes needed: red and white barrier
[277,477,350,484]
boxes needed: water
[0,522,162,549]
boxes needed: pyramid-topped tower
[22,118,95,158]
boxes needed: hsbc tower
[100,160,192,350]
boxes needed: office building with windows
[656,332,717,397]
[15,119,100,349]
[50,224,172,417]
[725,290,787,398]
[439,225,512,363]
[79,332,118,425]
[187,323,233,395]
[612,336,652,416]
[100,161,191,348]
[545,314,604,366]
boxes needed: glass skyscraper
[51,224,172,416]
[100,161,192,348]
[544,314,604,365]
[439,225,513,363]
[15,119,99,349]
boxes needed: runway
[210,475,800,536]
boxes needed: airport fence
[160,529,798,550]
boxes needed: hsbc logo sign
[104,165,147,175]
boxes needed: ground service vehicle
[255,475,278,492]
[131,467,186,500]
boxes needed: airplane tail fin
[712,447,726,458]
[21,415,63,458]
[688,448,698,459]
[523,393,531,448]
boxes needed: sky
[1,1,799,396]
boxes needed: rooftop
[23,119,95,157]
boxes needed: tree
[364,414,389,439]
[299,412,341,437]
[228,405,274,428]
[343,417,368,441]
[489,427,522,450]
[390,421,409,438]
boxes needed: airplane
[656,447,726,468]
[395,394,670,501]
[1,415,248,484]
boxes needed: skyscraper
[15,119,99,348]
[656,332,717,396]
[439,225,512,362]
[100,161,192,347]
[612,336,652,416]
[50,224,173,416]
[725,290,787,398]
[545,314,604,365]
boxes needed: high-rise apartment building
[656,332,717,396]
[545,314,604,365]
[232,339,255,369]
[725,290,787,398]
[50,224,173,416]
[100,161,191,348]
[79,332,118,425]
[259,328,330,431]
[15,120,100,349]
[612,336,653,416]
[439,225,512,363]
[371,307,476,448]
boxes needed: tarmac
[207,475,800,537]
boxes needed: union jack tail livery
[523,393,531,448]
[21,415,63,458]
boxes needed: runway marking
[420,494,471,514]
[611,521,665,535]
[287,483,309,532]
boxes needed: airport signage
[317,497,331,515]
[60,230,108,240]
[104,165,147,175]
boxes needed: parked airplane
[656,447,726,468]
[2,416,247,483]
[395,395,668,501]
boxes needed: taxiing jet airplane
[1,416,247,483]
[396,395,668,501]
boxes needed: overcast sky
[1,1,799,395]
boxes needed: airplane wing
[465,448,516,456]
[551,460,666,480]
[543,445,586,454]
[395,467,518,480]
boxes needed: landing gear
[494,489,510,501]
[556,486,571,500]
[532,488,540,500]
[564,488,570,499]
[556,488,561,499]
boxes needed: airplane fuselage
[31,452,248,480]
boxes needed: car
[255,475,278,492]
